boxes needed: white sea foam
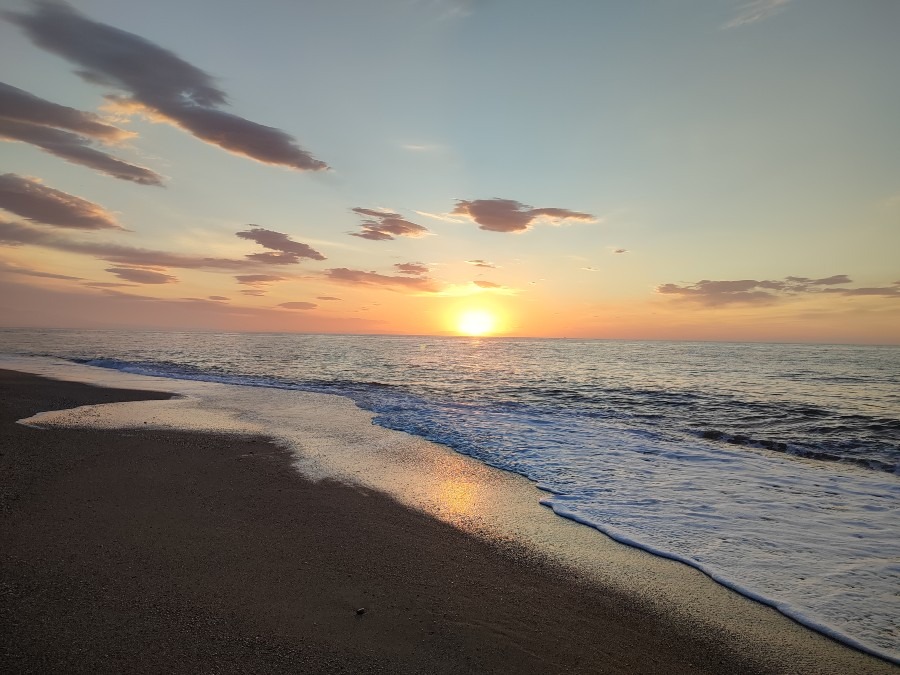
[3,354,898,671]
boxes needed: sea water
[1,329,897,662]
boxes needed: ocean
[1,328,898,662]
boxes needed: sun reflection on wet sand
[436,479,478,520]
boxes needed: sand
[1,369,896,674]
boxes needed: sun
[457,309,496,336]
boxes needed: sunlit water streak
[1,329,898,662]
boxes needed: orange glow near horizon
[456,309,497,336]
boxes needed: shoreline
[1,367,896,673]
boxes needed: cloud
[0,118,164,185]
[415,210,464,223]
[317,296,341,301]
[236,226,326,263]
[0,218,277,270]
[723,0,791,29]
[208,295,228,301]
[653,275,892,306]
[234,274,286,287]
[0,80,126,139]
[277,301,317,310]
[394,262,429,275]
[786,274,851,286]
[0,260,81,280]
[581,267,599,272]
[466,259,496,268]
[240,289,266,297]
[83,281,134,288]
[0,173,123,229]
[325,267,440,292]
[4,2,328,171]
[822,283,900,298]
[613,248,628,254]
[435,281,517,297]
[451,198,596,233]
[105,266,177,284]
[350,207,430,241]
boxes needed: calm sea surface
[2,329,898,661]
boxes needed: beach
[0,368,896,674]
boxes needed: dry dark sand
[0,369,894,674]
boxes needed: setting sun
[457,310,496,336]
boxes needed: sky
[0,0,898,343]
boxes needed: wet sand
[1,369,895,674]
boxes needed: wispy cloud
[0,118,163,185]
[278,301,317,310]
[722,0,791,29]
[105,266,177,284]
[4,2,329,171]
[435,281,517,297]
[655,275,899,306]
[325,267,440,292]
[0,173,123,230]
[234,274,287,288]
[466,259,496,268]
[452,198,596,234]
[0,218,288,271]
[0,259,81,281]
[0,80,127,139]
[415,210,464,224]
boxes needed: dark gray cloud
[236,226,326,263]
[105,266,177,284]
[0,218,270,270]
[350,207,430,241]
[452,198,596,233]
[0,118,164,185]
[0,80,125,139]
[466,259,496,268]
[394,262,428,275]
[278,301,317,310]
[654,275,890,306]
[325,267,440,292]
[4,2,328,171]
[0,173,123,229]
[613,248,628,254]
